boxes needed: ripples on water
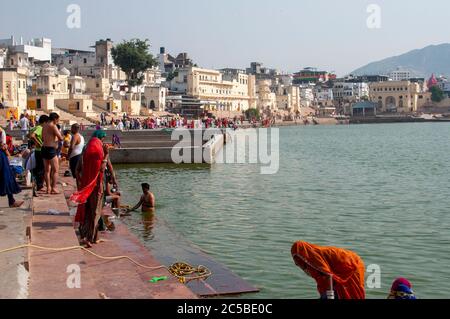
[116,123,450,299]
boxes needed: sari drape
[70,137,105,243]
[291,241,366,299]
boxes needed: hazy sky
[1,0,449,76]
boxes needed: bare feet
[80,239,93,248]
[10,201,24,208]
[51,189,61,195]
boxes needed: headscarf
[291,241,366,299]
[92,129,106,140]
[388,278,417,299]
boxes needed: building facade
[389,68,411,81]
[0,36,52,62]
[142,86,167,112]
[369,80,430,113]
[170,66,256,112]
[0,67,28,113]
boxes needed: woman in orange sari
[291,241,365,299]
[70,130,108,247]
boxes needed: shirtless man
[41,113,63,194]
[128,183,155,213]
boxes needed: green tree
[430,86,444,103]
[166,70,179,82]
[111,39,157,88]
[245,108,260,120]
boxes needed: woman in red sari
[291,241,366,299]
[70,130,108,247]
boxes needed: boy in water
[128,183,155,213]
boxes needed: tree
[430,86,445,103]
[111,39,157,88]
[166,70,179,82]
[245,108,260,120]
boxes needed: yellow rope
[168,262,212,284]
[0,244,211,283]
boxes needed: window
[84,58,87,64]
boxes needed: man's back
[20,117,29,130]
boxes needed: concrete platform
[27,166,196,299]
[0,190,32,299]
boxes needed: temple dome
[58,67,71,76]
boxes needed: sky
[1,0,449,76]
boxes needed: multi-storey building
[293,67,337,84]
[314,85,334,106]
[169,66,256,112]
[389,68,411,81]
[333,82,369,103]
[0,67,28,113]
[157,47,194,75]
[369,80,430,113]
[0,36,51,62]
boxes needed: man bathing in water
[42,113,63,194]
[128,183,155,213]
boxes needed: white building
[390,68,411,81]
[333,82,369,102]
[0,36,52,62]
[314,86,334,106]
[169,66,257,112]
[299,86,314,107]
[142,86,167,111]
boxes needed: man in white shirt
[117,120,124,131]
[19,114,29,141]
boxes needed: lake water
[116,123,450,299]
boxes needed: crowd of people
[1,110,157,249]
[97,112,260,131]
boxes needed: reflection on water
[116,123,450,299]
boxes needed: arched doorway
[385,96,396,112]
[150,100,156,109]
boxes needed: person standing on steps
[68,123,84,181]
[28,115,48,194]
[41,113,63,195]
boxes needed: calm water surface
[116,123,450,299]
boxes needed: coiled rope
[0,244,211,284]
